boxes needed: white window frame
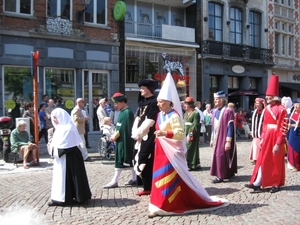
[3,0,33,15]
[47,0,73,20]
[85,0,107,26]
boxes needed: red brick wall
[0,0,120,42]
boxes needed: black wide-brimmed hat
[138,79,158,93]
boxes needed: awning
[280,83,300,92]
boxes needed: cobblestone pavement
[0,135,299,225]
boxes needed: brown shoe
[148,212,157,218]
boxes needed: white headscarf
[51,108,82,149]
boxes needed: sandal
[32,162,40,166]
[23,164,29,169]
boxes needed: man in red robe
[245,74,288,193]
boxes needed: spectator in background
[203,103,212,144]
[38,103,48,144]
[180,101,186,114]
[82,107,91,149]
[47,127,55,157]
[41,94,49,107]
[56,99,64,109]
[235,108,251,139]
[227,102,235,111]
[97,98,107,128]
[10,120,40,169]
[45,99,56,131]
[71,98,91,162]
[110,104,120,126]
[101,117,115,139]
[93,98,99,131]
[281,96,293,114]
[23,102,35,142]
[202,99,208,110]
[195,101,205,144]
[104,98,113,117]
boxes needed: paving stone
[0,136,299,224]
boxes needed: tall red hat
[265,75,279,96]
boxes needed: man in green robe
[103,92,135,188]
[184,97,201,170]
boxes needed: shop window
[85,0,107,25]
[125,45,195,100]
[4,0,32,15]
[47,0,71,19]
[3,66,32,118]
[126,57,140,83]
[45,68,75,111]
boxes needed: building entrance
[83,70,110,133]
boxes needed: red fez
[184,97,195,104]
[265,75,279,96]
[111,92,125,103]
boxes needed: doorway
[83,70,110,133]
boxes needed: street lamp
[76,0,91,22]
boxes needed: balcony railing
[125,21,161,38]
[125,21,195,43]
[202,40,273,63]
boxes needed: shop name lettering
[293,74,300,81]
[154,73,190,81]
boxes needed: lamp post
[76,0,91,22]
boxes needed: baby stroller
[97,131,115,159]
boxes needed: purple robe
[210,107,237,179]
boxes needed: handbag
[200,124,206,133]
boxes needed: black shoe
[212,178,223,183]
[48,201,65,207]
[86,146,91,149]
[270,186,280,193]
[84,157,92,162]
[225,173,235,179]
[195,165,202,170]
[125,179,137,185]
[244,183,260,191]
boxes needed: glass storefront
[126,44,196,100]
[3,66,32,119]
[45,68,75,114]
[83,70,109,132]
